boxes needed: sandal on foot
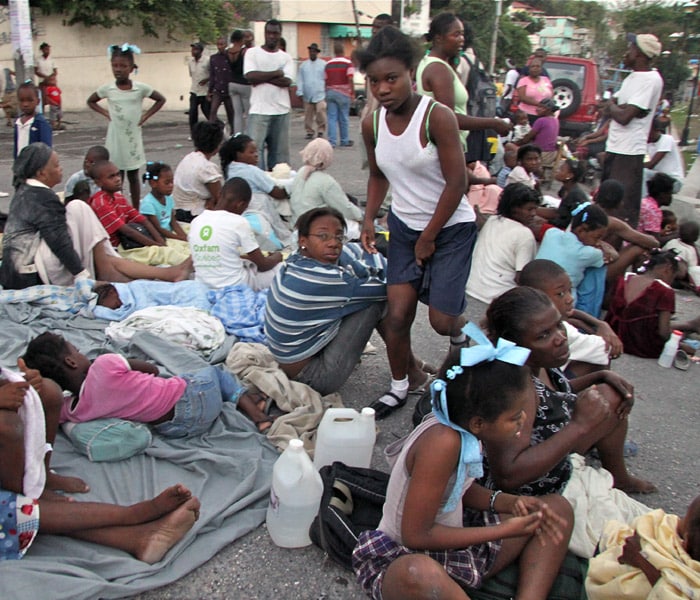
[368,391,407,420]
[408,372,435,394]
[416,359,438,375]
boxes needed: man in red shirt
[325,40,354,148]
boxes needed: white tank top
[375,95,475,231]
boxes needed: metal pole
[681,66,699,145]
[489,0,503,75]
[351,0,362,44]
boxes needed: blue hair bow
[571,201,592,222]
[459,322,531,368]
[430,322,530,513]
[108,43,142,58]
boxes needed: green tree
[31,0,261,40]
[610,0,696,94]
[432,0,533,69]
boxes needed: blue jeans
[153,366,245,438]
[326,89,351,147]
[246,112,290,171]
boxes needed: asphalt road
[1,110,698,600]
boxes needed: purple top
[532,115,559,152]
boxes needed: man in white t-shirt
[35,42,57,110]
[188,177,283,291]
[243,19,294,171]
[645,117,684,192]
[501,58,520,112]
[187,42,211,136]
[602,33,663,228]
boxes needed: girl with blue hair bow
[352,324,573,600]
[87,43,166,211]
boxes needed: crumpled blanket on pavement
[0,278,97,315]
[563,453,652,558]
[106,306,226,356]
[225,342,343,454]
[0,404,277,600]
[208,284,269,344]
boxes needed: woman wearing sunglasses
[264,207,427,396]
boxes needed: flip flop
[368,391,407,420]
[408,372,435,394]
[674,349,690,371]
[415,359,438,375]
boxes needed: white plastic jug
[313,407,376,470]
[266,438,323,548]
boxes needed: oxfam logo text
[199,226,213,241]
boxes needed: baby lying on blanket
[23,332,274,434]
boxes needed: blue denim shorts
[386,211,477,316]
[153,366,244,438]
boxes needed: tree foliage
[30,0,261,41]
[610,1,697,93]
[431,0,533,69]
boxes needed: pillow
[62,419,152,462]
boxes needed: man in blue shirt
[296,43,327,140]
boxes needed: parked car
[510,55,601,138]
[545,56,601,137]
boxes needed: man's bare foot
[46,471,89,494]
[148,484,193,519]
[136,497,201,564]
[615,475,657,494]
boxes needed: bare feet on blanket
[46,471,89,494]
[135,497,201,564]
[615,475,658,494]
[148,484,194,519]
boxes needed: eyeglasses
[308,233,347,243]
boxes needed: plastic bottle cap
[361,407,375,417]
[288,439,303,450]
[673,330,683,336]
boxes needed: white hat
[632,33,662,58]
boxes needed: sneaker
[304,133,313,140]
[340,140,354,147]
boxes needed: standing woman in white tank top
[357,27,478,420]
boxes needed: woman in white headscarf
[290,138,363,239]
[0,143,191,289]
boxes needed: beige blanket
[586,509,700,599]
[225,342,343,455]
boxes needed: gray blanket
[0,405,278,599]
[0,305,278,599]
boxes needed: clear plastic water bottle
[658,330,683,368]
[266,439,323,548]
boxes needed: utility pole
[9,0,34,83]
[351,0,362,45]
[489,0,503,75]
